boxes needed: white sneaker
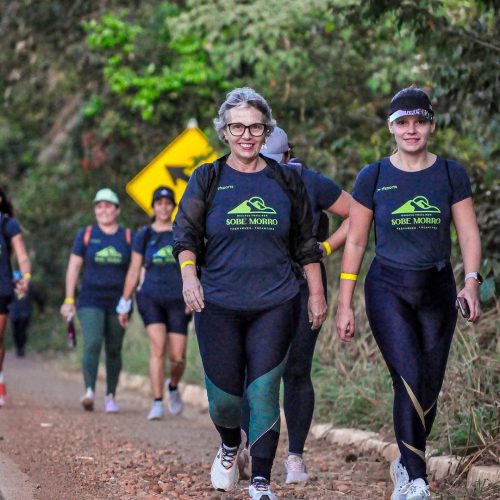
[80,388,95,411]
[284,454,309,484]
[165,379,184,415]
[237,430,251,480]
[147,401,164,421]
[249,477,277,500]
[210,444,239,491]
[401,478,431,500]
[104,394,120,413]
[390,455,409,500]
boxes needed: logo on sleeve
[152,245,176,265]
[95,246,123,264]
[391,196,441,230]
[226,196,278,230]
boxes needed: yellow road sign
[126,127,218,216]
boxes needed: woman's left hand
[457,281,481,323]
[16,278,29,295]
[308,293,328,330]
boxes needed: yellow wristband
[340,273,358,281]
[23,272,32,280]
[180,260,196,270]
[322,241,332,256]
[64,297,75,304]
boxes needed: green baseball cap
[93,188,119,206]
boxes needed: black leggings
[242,278,324,455]
[11,317,30,353]
[195,295,300,481]
[365,259,457,481]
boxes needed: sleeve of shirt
[313,172,342,209]
[449,161,473,205]
[352,164,379,210]
[70,228,86,257]
[5,218,22,238]
[173,165,209,260]
[132,228,147,255]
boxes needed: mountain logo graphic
[153,245,175,263]
[392,196,441,215]
[228,196,276,214]
[95,246,123,263]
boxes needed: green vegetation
[0,0,498,488]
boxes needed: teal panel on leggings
[205,374,241,428]
[247,356,288,445]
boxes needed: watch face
[477,272,484,284]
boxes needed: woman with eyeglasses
[173,87,326,500]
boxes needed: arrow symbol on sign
[165,165,191,185]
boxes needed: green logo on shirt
[152,245,176,265]
[228,196,277,214]
[391,196,441,230]
[226,196,278,230]
[94,246,123,264]
[392,196,441,214]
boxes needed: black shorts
[136,291,191,334]
[0,294,13,315]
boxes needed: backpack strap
[83,225,92,247]
[142,226,153,253]
[372,162,382,244]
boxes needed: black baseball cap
[388,88,434,123]
[151,186,176,206]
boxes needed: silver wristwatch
[464,272,483,285]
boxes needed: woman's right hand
[60,302,75,321]
[336,305,355,343]
[118,313,129,328]
[183,275,205,313]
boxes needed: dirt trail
[0,353,393,499]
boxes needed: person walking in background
[117,187,191,421]
[174,87,327,500]
[0,187,31,406]
[250,126,351,484]
[60,188,132,413]
[336,87,481,500]
[9,270,44,357]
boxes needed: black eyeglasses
[227,123,267,137]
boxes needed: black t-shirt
[71,225,132,312]
[201,165,299,310]
[352,157,472,270]
[298,166,342,236]
[0,216,22,296]
[132,228,183,300]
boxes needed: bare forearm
[324,218,349,253]
[122,269,140,300]
[178,249,198,280]
[458,232,481,275]
[11,235,31,275]
[122,253,143,300]
[338,239,367,308]
[65,256,82,299]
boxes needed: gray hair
[213,87,276,143]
